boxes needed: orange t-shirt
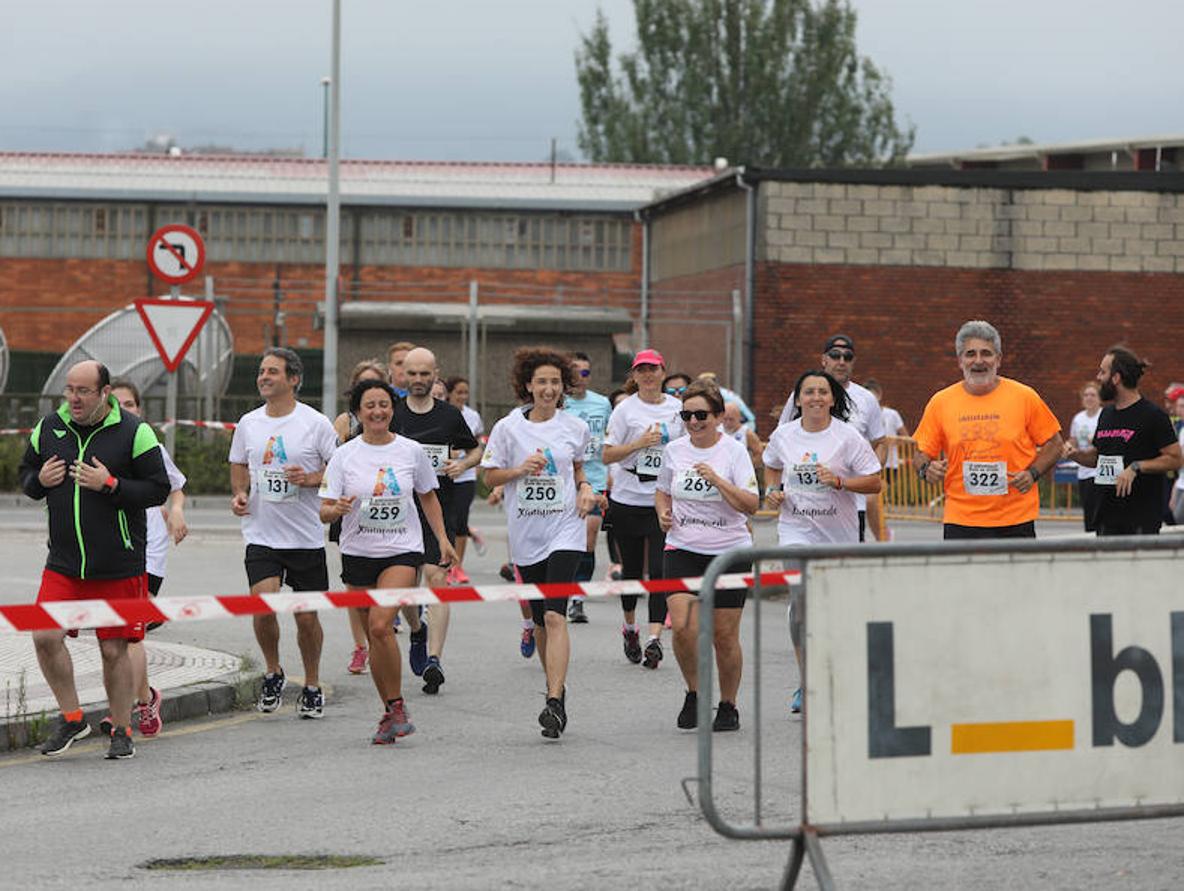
[913,377,1061,527]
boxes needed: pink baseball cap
[631,348,665,369]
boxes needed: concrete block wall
[761,182,1184,274]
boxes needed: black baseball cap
[823,334,855,353]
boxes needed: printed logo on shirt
[53,429,66,439]
[373,466,402,497]
[541,448,559,474]
[262,435,289,465]
[659,423,671,444]
[801,451,819,463]
[1096,428,1137,444]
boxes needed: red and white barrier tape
[0,427,33,436]
[0,571,798,633]
[159,419,237,431]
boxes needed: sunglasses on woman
[666,386,687,395]
[678,409,712,421]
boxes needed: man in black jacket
[18,360,170,760]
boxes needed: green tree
[576,0,914,168]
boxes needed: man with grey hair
[229,347,339,717]
[912,321,1063,539]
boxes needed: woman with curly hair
[481,347,598,740]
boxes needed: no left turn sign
[146,224,206,285]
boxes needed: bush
[0,436,25,491]
[172,428,234,495]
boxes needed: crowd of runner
[17,319,1182,759]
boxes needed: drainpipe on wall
[734,168,756,406]
[634,208,650,350]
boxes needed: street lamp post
[321,1,341,417]
[320,76,330,159]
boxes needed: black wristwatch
[918,460,930,480]
[1130,460,1142,475]
[1027,466,1041,482]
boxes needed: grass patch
[142,854,382,871]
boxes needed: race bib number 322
[962,460,1008,496]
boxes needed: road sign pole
[165,286,180,455]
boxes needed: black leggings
[607,499,667,624]
[516,549,583,627]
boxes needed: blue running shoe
[409,622,429,676]
[520,625,536,659]
[790,687,802,714]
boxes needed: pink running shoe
[136,686,163,737]
[348,645,368,674]
[449,566,471,584]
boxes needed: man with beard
[913,320,1063,539]
[1064,346,1180,536]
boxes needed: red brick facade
[751,261,1184,437]
[0,227,644,357]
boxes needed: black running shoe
[712,701,740,732]
[257,670,286,713]
[409,622,429,676]
[422,657,445,695]
[677,691,698,730]
[622,626,642,664]
[642,637,663,670]
[105,729,135,760]
[41,718,91,756]
[539,697,566,739]
[567,599,588,624]
[297,685,324,719]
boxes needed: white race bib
[518,475,565,511]
[420,443,449,475]
[636,446,664,476]
[1095,455,1123,486]
[786,463,824,492]
[359,495,408,531]
[962,460,1008,496]
[259,468,297,503]
[674,468,721,502]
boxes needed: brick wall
[0,253,644,356]
[750,262,1184,439]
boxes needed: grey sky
[1,0,1179,162]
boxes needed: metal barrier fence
[693,536,1184,890]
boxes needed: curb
[0,670,264,752]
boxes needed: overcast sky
[1,0,1179,162]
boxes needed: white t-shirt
[481,407,590,566]
[778,380,884,510]
[604,393,686,507]
[321,436,438,558]
[880,406,905,469]
[229,402,339,550]
[1070,409,1102,481]
[146,445,187,579]
[656,434,757,555]
[453,404,484,484]
[763,418,881,545]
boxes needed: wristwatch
[101,475,118,494]
[1130,461,1142,475]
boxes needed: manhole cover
[142,854,382,871]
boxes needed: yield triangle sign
[134,298,215,372]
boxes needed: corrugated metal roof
[0,152,715,212]
[907,134,1184,166]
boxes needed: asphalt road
[2,503,1181,889]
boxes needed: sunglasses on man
[678,409,712,421]
[666,386,687,395]
[826,349,855,362]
